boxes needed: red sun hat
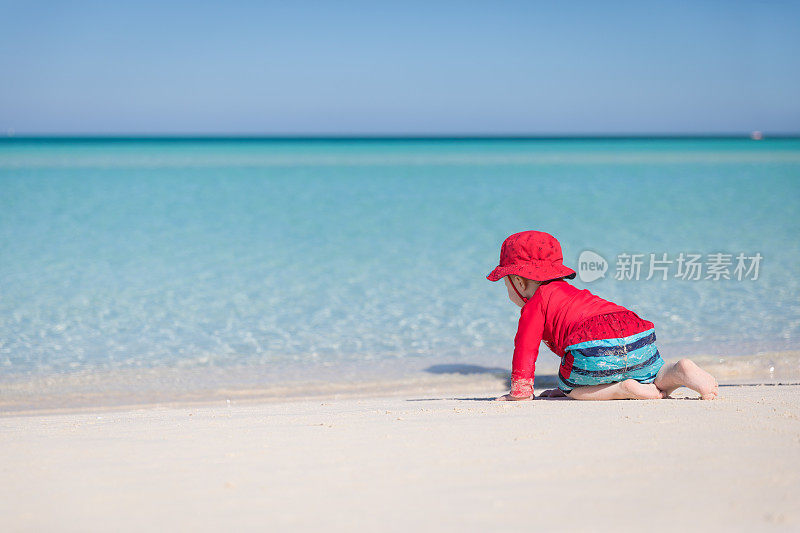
[487,231,576,282]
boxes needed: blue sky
[1,1,798,135]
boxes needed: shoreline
[2,351,799,416]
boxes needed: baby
[487,231,718,401]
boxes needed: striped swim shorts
[557,327,665,394]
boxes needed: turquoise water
[1,138,799,391]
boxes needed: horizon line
[2,133,799,142]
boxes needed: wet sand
[2,351,798,415]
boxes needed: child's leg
[654,358,718,400]
[567,379,663,401]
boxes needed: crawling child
[487,231,718,401]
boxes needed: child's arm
[496,303,545,400]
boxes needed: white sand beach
[3,2,799,530]
[2,368,799,532]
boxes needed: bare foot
[618,379,664,400]
[655,359,719,400]
[680,359,719,400]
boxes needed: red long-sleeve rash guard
[510,280,629,396]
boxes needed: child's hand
[538,388,566,398]
[495,393,533,401]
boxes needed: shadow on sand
[408,364,562,401]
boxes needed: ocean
[1,138,799,406]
